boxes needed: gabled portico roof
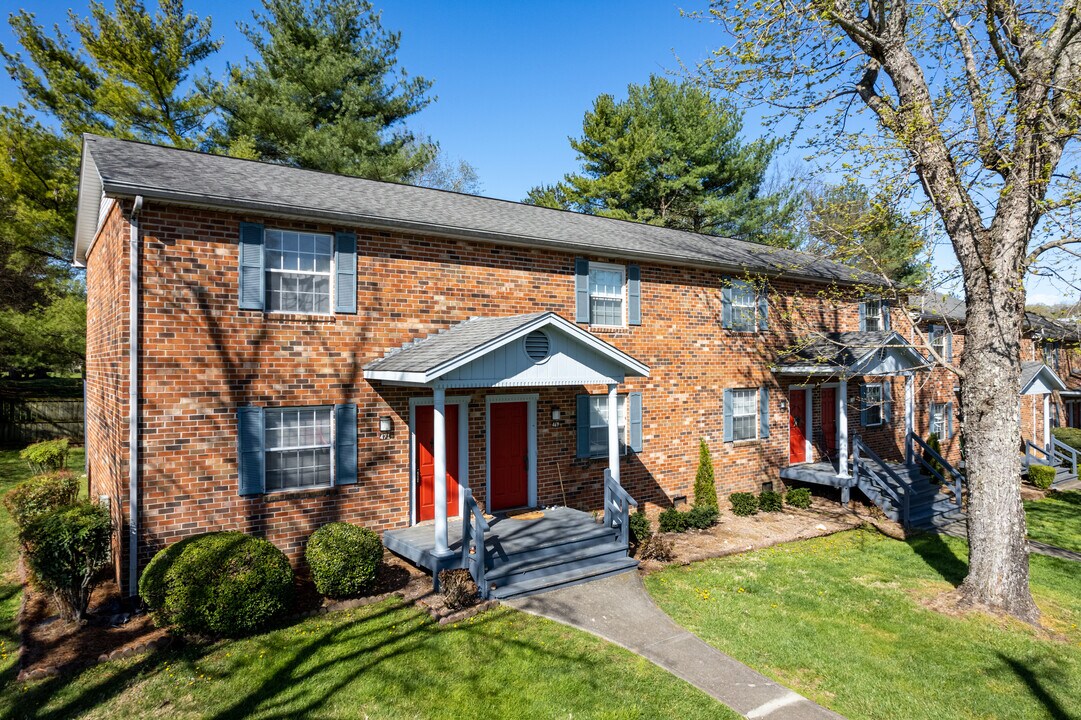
[1020,361,1068,395]
[364,312,650,387]
[772,331,929,377]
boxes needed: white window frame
[930,402,947,437]
[731,388,758,442]
[587,261,627,328]
[588,394,628,457]
[930,325,947,359]
[864,383,884,427]
[264,406,335,492]
[864,298,883,332]
[265,228,335,316]
[730,280,757,332]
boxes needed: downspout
[128,195,144,598]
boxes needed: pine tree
[207,0,434,181]
[525,75,797,246]
[693,439,718,509]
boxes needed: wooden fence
[0,396,84,447]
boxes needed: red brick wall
[85,200,940,587]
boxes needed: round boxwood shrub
[306,522,382,598]
[139,531,293,636]
[658,507,689,533]
[758,490,783,513]
[1028,464,1056,490]
[785,487,812,509]
[629,509,652,544]
[686,505,719,530]
[729,492,759,517]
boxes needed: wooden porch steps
[488,557,640,600]
[1051,466,1079,489]
[859,471,966,531]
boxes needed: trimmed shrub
[785,487,812,509]
[629,509,652,544]
[1053,426,1081,453]
[306,522,382,598]
[686,505,719,530]
[438,568,477,610]
[23,502,112,622]
[658,507,689,533]
[693,439,718,508]
[140,531,293,636]
[758,490,783,512]
[20,439,70,474]
[1028,464,1056,490]
[924,433,945,482]
[729,492,759,517]
[638,534,675,562]
[3,470,80,537]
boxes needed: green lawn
[1026,490,1081,553]
[0,444,733,719]
[646,529,1081,720]
[1,446,85,693]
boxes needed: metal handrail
[909,432,964,511]
[604,469,638,547]
[460,488,491,599]
[854,436,911,527]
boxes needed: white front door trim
[408,395,470,527]
[788,385,813,465]
[485,393,539,513]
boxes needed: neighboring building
[72,135,1069,598]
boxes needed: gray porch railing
[909,432,964,512]
[1023,440,1051,469]
[460,488,491,599]
[1026,437,1080,479]
[603,469,638,547]
[853,436,911,527]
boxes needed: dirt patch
[634,497,895,572]
[1020,484,1049,501]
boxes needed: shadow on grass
[996,653,1072,720]
[905,532,968,586]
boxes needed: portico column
[1044,394,1051,451]
[905,374,915,464]
[607,383,620,485]
[837,377,849,478]
[432,386,449,557]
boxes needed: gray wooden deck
[384,506,605,572]
[780,460,920,488]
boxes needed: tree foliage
[206,0,434,180]
[803,179,928,287]
[526,75,797,245]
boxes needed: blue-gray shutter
[576,394,591,458]
[759,386,770,439]
[858,301,867,332]
[881,299,891,331]
[575,259,590,323]
[629,392,643,452]
[238,222,265,310]
[627,264,641,326]
[721,284,733,329]
[946,402,954,439]
[757,285,768,331]
[723,389,734,442]
[928,401,935,436]
[860,385,870,426]
[334,231,357,314]
[883,380,893,424]
[945,333,953,363]
[237,406,265,496]
[334,403,358,485]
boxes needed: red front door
[489,401,529,510]
[821,387,838,458]
[416,404,460,523]
[789,389,808,464]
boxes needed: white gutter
[128,195,144,597]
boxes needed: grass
[0,444,734,719]
[1026,490,1081,553]
[0,446,85,692]
[646,529,1081,720]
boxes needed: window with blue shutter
[627,265,641,326]
[757,285,768,331]
[860,384,883,426]
[334,404,358,485]
[238,406,265,496]
[576,394,591,457]
[724,280,757,332]
[883,380,893,423]
[574,259,590,323]
[629,392,643,452]
[334,232,357,314]
[723,389,734,442]
[858,301,867,332]
[238,223,265,310]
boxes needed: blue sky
[0,0,1072,303]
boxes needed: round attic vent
[524,330,551,362]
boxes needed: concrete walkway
[939,520,1081,563]
[507,572,843,720]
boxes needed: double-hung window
[265,229,333,314]
[730,281,757,332]
[863,299,884,332]
[930,326,946,359]
[730,389,758,441]
[264,407,333,491]
[588,262,626,327]
[588,395,627,456]
[863,384,883,426]
[930,402,947,438]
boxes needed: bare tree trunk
[957,256,1039,622]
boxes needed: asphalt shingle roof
[777,331,899,369]
[78,134,881,285]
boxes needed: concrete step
[485,540,629,585]
[488,558,639,600]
